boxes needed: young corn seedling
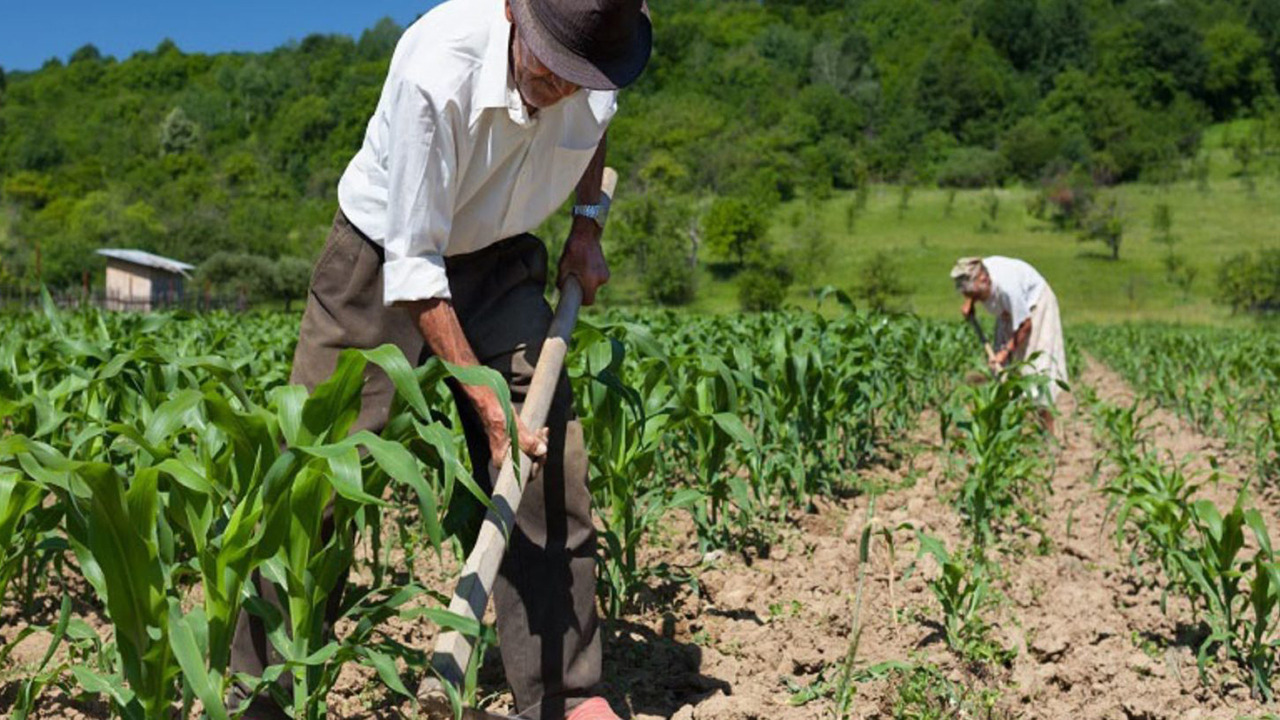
[1093,399,1153,481]
[1107,454,1201,605]
[913,532,1013,666]
[670,355,759,549]
[0,469,60,609]
[949,367,1049,549]
[1258,406,1280,487]
[0,593,107,720]
[831,496,910,719]
[572,321,691,616]
[1178,497,1280,700]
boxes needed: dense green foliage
[2,0,1280,298]
[1219,247,1280,313]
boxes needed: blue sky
[0,1,446,72]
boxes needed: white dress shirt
[337,0,617,305]
[981,256,1046,330]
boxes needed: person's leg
[227,210,423,718]
[1039,287,1069,396]
[287,211,426,435]
[1024,289,1065,441]
[1039,408,1056,436]
[445,235,602,720]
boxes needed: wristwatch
[572,194,612,229]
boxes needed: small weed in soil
[881,663,1007,719]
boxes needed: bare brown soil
[3,359,1278,719]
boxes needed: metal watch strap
[572,193,611,228]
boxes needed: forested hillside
[1,0,1278,300]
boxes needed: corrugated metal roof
[96,249,195,276]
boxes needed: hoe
[964,305,998,381]
[416,169,619,720]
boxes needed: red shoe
[565,697,621,720]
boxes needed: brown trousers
[228,211,601,720]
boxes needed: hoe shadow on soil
[1134,622,1213,655]
[472,619,729,719]
[913,618,949,650]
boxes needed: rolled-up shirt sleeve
[382,79,459,306]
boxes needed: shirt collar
[476,11,537,127]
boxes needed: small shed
[97,249,195,312]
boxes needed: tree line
[1,0,1278,306]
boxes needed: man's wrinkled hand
[557,228,610,306]
[989,348,1010,373]
[484,412,549,472]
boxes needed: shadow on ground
[470,616,728,719]
[600,618,731,719]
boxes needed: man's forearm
[1008,319,1032,354]
[559,133,612,305]
[571,134,607,243]
[576,133,607,207]
[398,298,502,422]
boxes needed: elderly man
[951,256,1068,431]
[228,1,651,719]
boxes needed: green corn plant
[571,321,694,616]
[0,469,62,608]
[3,437,178,720]
[913,532,1011,665]
[0,592,109,720]
[948,367,1048,548]
[1093,399,1153,480]
[1243,556,1280,700]
[1258,406,1280,486]
[222,348,499,720]
[1177,498,1280,700]
[722,331,820,517]
[1,593,67,717]
[1107,454,1201,603]
[670,355,759,549]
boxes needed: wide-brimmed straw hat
[508,0,653,91]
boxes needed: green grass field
[668,123,1280,325]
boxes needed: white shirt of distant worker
[952,256,1068,432]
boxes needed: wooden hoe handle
[964,309,998,374]
[418,169,619,718]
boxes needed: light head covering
[950,257,986,294]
